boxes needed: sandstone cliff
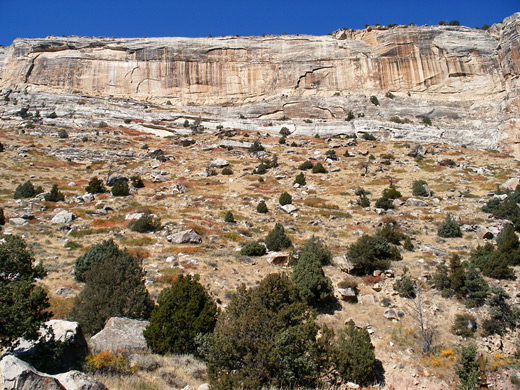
[0,13,519,154]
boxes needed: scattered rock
[408,144,425,158]
[358,294,376,305]
[280,204,299,214]
[106,174,128,186]
[53,371,107,390]
[8,218,27,226]
[171,183,187,194]
[501,177,520,191]
[52,211,76,224]
[89,317,150,354]
[266,252,289,265]
[167,229,202,244]
[209,158,229,168]
[383,309,399,320]
[337,288,357,302]
[405,198,428,207]
[0,355,63,390]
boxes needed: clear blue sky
[1,0,518,46]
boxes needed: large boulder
[51,211,76,224]
[167,229,202,244]
[89,317,150,354]
[53,371,106,390]
[209,158,229,168]
[0,355,64,390]
[11,320,88,373]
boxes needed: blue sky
[1,0,518,46]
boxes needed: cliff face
[0,13,519,153]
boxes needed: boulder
[280,204,299,214]
[408,144,425,158]
[106,174,128,187]
[383,309,399,320]
[476,226,494,239]
[167,229,202,244]
[337,288,357,302]
[8,218,27,226]
[198,384,210,390]
[501,177,520,191]
[11,320,88,373]
[209,158,229,168]
[81,194,94,203]
[0,355,63,390]
[89,317,150,354]
[333,256,355,273]
[53,371,106,390]
[125,212,144,220]
[265,252,289,265]
[171,183,187,194]
[405,198,428,207]
[51,211,76,224]
[358,294,376,305]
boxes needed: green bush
[44,184,65,202]
[412,180,430,197]
[129,213,161,233]
[482,287,519,336]
[403,236,414,251]
[422,117,432,126]
[111,180,129,196]
[375,196,394,210]
[393,267,415,298]
[85,177,106,194]
[0,207,4,226]
[74,239,121,282]
[455,344,479,390]
[249,139,264,152]
[362,132,377,141]
[280,127,290,137]
[256,200,268,213]
[130,175,144,188]
[312,162,327,174]
[451,314,477,337]
[437,214,462,238]
[240,242,267,256]
[144,274,217,355]
[279,137,286,144]
[224,211,235,223]
[294,172,306,186]
[265,223,292,251]
[347,233,401,275]
[69,241,154,335]
[299,236,332,265]
[57,129,69,139]
[359,196,370,208]
[291,252,334,308]
[331,320,377,386]
[14,181,43,199]
[0,236,51,347]
[369,96,379,106]
[299,160,314,170]
[0,142,4,152]
[207,273,324,390]
[346,111,355,121]
[279,192,292,206]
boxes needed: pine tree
[299,236,332,265]
[265,223,292,251]
[455,344,479,390]
[291,252,334,307]
[44,184,65,202]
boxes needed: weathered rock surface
[89,317,149,354]
[53,371,107,390]
[51,210,76,224]
[0,13,519,154]
[167,229,202,244]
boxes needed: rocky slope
[0,13,519,154]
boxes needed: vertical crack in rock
[294,66,333,89]
[24,54,40,83]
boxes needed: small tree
[144,274,217,355]
[0,236,51,347]
[85,177,106,194]
[347,234,401,275]
[224,211,235,223]
[370,96,380,106]
[412,180,430,197]
[249,139,264,153]
[299,236,332,265]
[265,223,292,251]
[74,239,122,282]
[311,162,327,174]
[129,212,161,233]
[294,172,306,186]
[455,344,479,390]
[291,252,334,308]
[111,180,129,196]
[280,127,291,137]
[257,200,268,213]
[69,242,153,335]
[44,184,65,202]
[279,192,292,206]
[240,242,267,256]
[130,175,144,188]
[393,267,415,298]
[14,181,42,199]
[332,320,377,386]
[438,214,462,238]
[482,287,519,336]
[299,160,314,170]
[0,207,5,226]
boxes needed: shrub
[291,252,334,308]
[331,320,377,385]
[325,149,337,159]
[370,96,379,106]
[221,167,233,175]
[359,196,370,208]
[257,200,268,213]
[437,214,462,238]
[111,180,129,196]
[279,137,286,144]
[249,139,264,152]
[403,236,414,251]
[129,213,161,233]
[74,238,123,282]
[0,207,4,226]
[346,111,355,121]
[375,196,394,210]
[265,223,292,251]
[240,242,267,256]
[422,117,432,126]
[294,172,306,186]
[0,142,4,152]
[456,345,479,390]
[85,177,106,194]
[299,236,332,265]
[393,267,415,298]
[207,273,324,390]
[312,162,327,174]
[482,287,519,336]
[44,184,65,202]
[412,180,430,197]
[85,350,133,375]
[452,314,477,337]
[362,132,377,141]
[224,211,235,223]
[183,119,189,127]
[347,234,401,275]
[299,160,314,170]
[130,175,144,188]
[14,181,43,199]
[57,129,68,139]
[144,275,217,355]
[280,127,290,136]
[279,192,292,205]
[69,241,154,335]
[0,236,51,347]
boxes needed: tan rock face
[0,13,519,153]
